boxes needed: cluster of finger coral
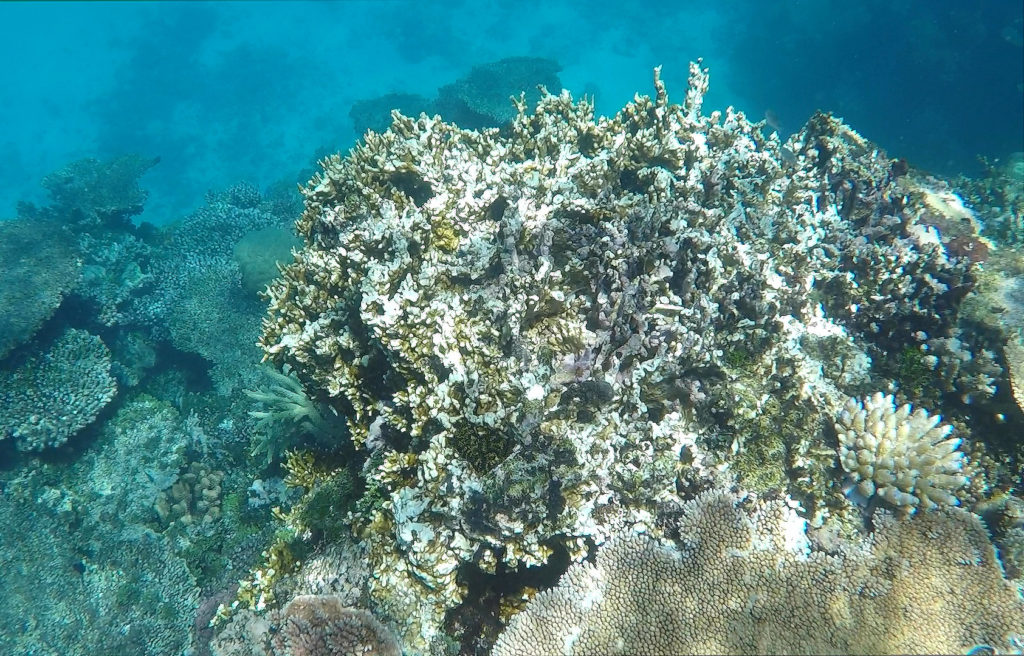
[0,327,116,451]
[259,62,979,648]
[835,392,968,511]
[493,490,1024,656]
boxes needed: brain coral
[493,490,1024,656]
[259,62,977,648]
[0,327,116,451]
[836,392,968,511]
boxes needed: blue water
[1,1,1020,224]
[2,2,1024,655]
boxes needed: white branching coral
[835,392,968,511]
[493,491,1024,656]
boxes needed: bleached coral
[493,490,1024,656]
[835,392,968,511]
[258,61,981,649]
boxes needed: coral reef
[134,182,296,395]
[434,56,562,128]
[245,365,345,462]
[210,594,400,656]
[493,490,1024,656]
[272,595,402,656]
[258,62,989,648]
[233,225,301,297]
[349,57,563,137]
[17,154,159,230]
[0,499,198,656]
[835,392,968,511]
[0,327,117,451]
[957,152,1024,246]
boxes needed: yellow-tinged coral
[257,60,988,650]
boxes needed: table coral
[259,61,985,649]
[0,327,116,451]
[493,490,1024,656]
[0,217,81,360]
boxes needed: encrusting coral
[256,60,992,648]
[493,490,1024,656]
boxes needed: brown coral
[493,490,1024,656]
[271,595,401,656]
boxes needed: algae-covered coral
[256,61,1016,650]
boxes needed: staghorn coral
[835,392,968,511]
[259,62,981,648]
[0,327,117,451]
[493,490,1024,656]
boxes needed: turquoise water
[1,1,1020,224]
[1,2,1023,655]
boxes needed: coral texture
[271,595,402,656]
[131,182,296,395]
[0,217,81,359]
[0,499,197,656]
[259,62,979,647]
[0,327,116,451]
[836,392,968,511]
[493,491,1024,656]
[211,595,401,656]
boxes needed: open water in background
[0,0,1021,225]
